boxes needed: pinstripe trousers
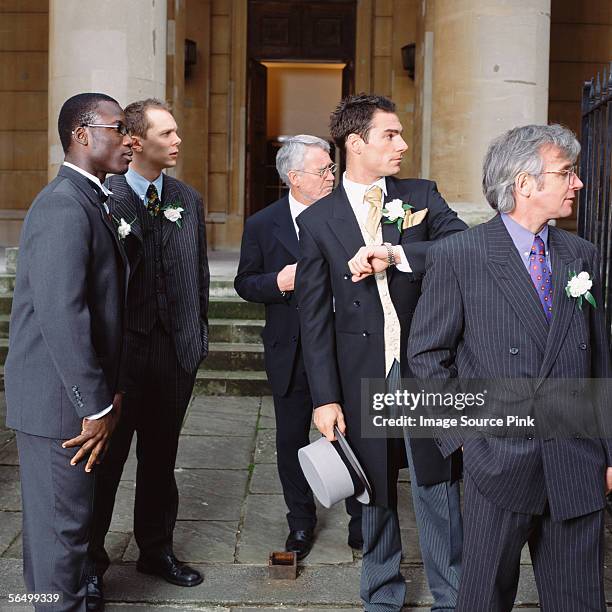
[361,361,462,611]
[457,470,606,612]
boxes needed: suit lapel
[327,185,366,258]
[161,176,180,247]
[537,227,581,383]
[107,176,144,244]
[273,197,300,260]
[381,178,402,246]
[485,216,549,354]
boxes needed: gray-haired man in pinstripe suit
[408,124,612,611]
[86,99,209,607]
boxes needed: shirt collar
[62,161,113,196]
[125,167,164,202]
[288,190,309,220]
[501,213,549,257]
[342,172,387,206]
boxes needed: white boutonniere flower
[565,271,597,309]
[162,202,184,228]
[382,199,413,232]
[113,216,136,241]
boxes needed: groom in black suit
[5,93,131,611]
[87,98,209,606]
[235,135,362,559]
[296,94,466,610]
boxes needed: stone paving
[0,392,611,611]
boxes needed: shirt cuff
[394,246,412,273]
[85,404,113,420]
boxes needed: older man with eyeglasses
[235,135,363,560]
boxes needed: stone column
[48,0,167,179]
[417,0,551,225]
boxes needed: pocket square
[403,208,428,230]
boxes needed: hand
[313,402,346,441]
[277,263,297,292]
[606,467,612,494]
[348,246,396,282]
[63,393,123,472]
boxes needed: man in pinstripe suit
[408,124,612,611]
[86,99,209,606]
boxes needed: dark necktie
[146,183,161,217]
[529,235,553,322]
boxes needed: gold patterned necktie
[364,186,384,240]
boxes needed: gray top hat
[298,427,372,508]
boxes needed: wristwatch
[382,242,396,267]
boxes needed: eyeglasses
[82,122,130,136]
[535,165,578,182]
[293,163,337,178]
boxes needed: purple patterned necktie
[529,235,553,322]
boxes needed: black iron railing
[578,63,612,341]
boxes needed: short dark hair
[58,92,119,153]
[329,93,396,150]
[124,98,172,138]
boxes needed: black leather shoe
[85,574,104,611]
[285,529,314,560]
[136,552,203,587]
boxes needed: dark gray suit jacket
[296,177,467,506]
[106,174,209,377]
[408,214,612,521]
[5,165,128,439]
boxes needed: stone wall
[0,0,48,245]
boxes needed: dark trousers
[88,324,196,575]
[273,351,362,535]
[17,432,94,612]
[457,470,606,612]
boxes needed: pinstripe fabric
[407,214,611,610]
[361,361,461,610]
[107,174,209,375]
[457,471,605,612]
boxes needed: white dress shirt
[62,161,112,215]
[342,173,412,272]
[62,161,113,420]
[288,191,309,237]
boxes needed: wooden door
[246,59,268,218]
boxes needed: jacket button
[353,300,360,307]
[579,343,587,350]
[291,336,297,342]
[509,347,519,355]
[295,305,299,310]
[362,330,369,337]
[343,274,350,280]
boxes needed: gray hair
[482,124,581,213]
[276,135,331,186]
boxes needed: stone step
[209,318,263,343]
[0,340,263,372]
[0,314,8,337]
[0,294,264,319]
[0,315,263,343]
[194,369,271,395]
[209,278,237,297]
[0,294,11,315]
[5,247,18,274]
[0,274,15,295]
[203,342,264,371]
[0,364,272,396]
[208,296,264,320]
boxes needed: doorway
[246,0,356,217]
